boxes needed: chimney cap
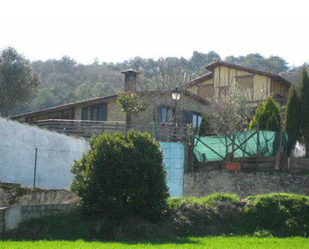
[121,69,141,74]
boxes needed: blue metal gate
[159,142,184,197]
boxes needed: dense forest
[11,51,309,116]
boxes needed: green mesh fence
[194,130,287,162]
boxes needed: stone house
[182,61,292,105]
[11,70,208,137]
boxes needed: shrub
[244,193,309,236]
[70,131,169,220]
[249,97,281,131]
[197,115,213,136]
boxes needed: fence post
[153,121,157,139]
[256,126,260,170]
[33,148,38,187]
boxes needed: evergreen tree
[249,97,281,132]
[285,85,301,155]
[198,115,213,136]
[300,69,309,156]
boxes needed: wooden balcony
[33,119,188,141]
[33,119,130,137]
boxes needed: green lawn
[1,237,309,249]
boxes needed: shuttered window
[81,107,88,120]
[91,104,107,121]
[161,107,174,124]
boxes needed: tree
[249,97,281,132]
[0,47,40,116]
[70,131,169,220]
[209,84,257,136]
[208,84,257,160]
[118,92,148,125]
[285,85,301,155]
[300,69,309,157]
[197,115,213,136]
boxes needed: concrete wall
[184,171,309,198]
[160,142,184,197]
[0,117,89,188]
[0,203,77,233]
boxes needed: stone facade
[184,171,309,198]
[131,93,207,132]
[0,182,78,208]
[106,100,126,122]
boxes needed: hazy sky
[1,0,308,67]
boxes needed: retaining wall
[0,182,78,208]
[194,157,309,173]
[0,203,77,233]
[184,171,309,198]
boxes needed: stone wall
[290,158,309,172]
[184,171,309,198]
[193,157,309,173]
[0,203,77,233]
[107,100,126,122]
[131,93,207,133]
[0,182,78,208]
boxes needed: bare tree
[207,83,265,160]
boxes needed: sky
[0,0,308,67]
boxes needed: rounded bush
[71,131,169,220]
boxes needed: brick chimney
[121,69,140,92]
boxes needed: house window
[235,75,254,100]
[91,104,107,121]
[81,107,88,120]
[192,113,202,130]
[61,109,71,119]
[161,107,174,124]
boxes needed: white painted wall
[0,118,89,189]
[0,118,184,196]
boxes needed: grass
[1,237,309,248]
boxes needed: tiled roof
[10,90,209,119]
[180,72,213,88]
[10,94,119,118]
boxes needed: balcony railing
[33,119,188,141]
[34,119,130,137]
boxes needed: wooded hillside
[11,51,308,116]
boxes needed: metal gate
[160,142,184,197]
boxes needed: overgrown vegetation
[70,131,169,220]
[4,193,309,240]
[244,193,309,237]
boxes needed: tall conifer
[300,69,309,156]
[285,85,301,155]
